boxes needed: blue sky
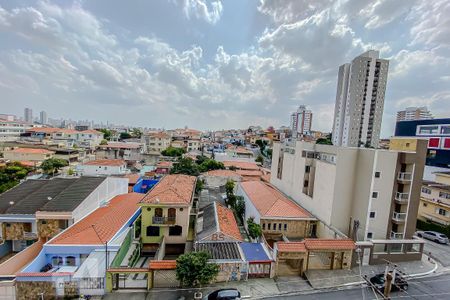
[0,0,449,137]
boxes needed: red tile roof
[204,170,241,178]
[123,173,140,184]
[236,170,262,177]
[147,132,170,139]
[304,239,356,250]
[80,129,103,135]
[26,127,60,134]
[223,161,259,170]
[216,202,242,241]
[56,129,78,134]
[240,181,313,219]
[156,161,173,168]
[84,159,126,166]
[48,193,143,245]
[9,148,54,154]
[148,260,177,270]
[277,242,306,252]
[140,174,196,205]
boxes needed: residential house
[187,139,201,152]
[0,119,34,142]
[97,142,143,162]
[418,172,450,226]
[154,161,173,175]
[15,193,143,298]
[76,159,129,176]
[142,132,171,155]
[3,148,55,164]
[138,174,196,257]
[76,129,104,150]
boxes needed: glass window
[421,187,431,194]
[262,223,265,230]
[169,225,182,236]
[438,208,447,216]
[284,224,287,231]
[370,212,376,218]
[367,232,373,239]
[146,226,160,236]
[374,172,380,178]
[268,223,271,230]
[441,125,450,134]
[278,223,282,230]
[418,125,439,134]
[372,192,378,198]
[52,256,63,266]
[439,192,450,199]
[66,256,76,266]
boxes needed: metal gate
[153,270,179,288]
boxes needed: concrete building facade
[332,50,389,148]
[397,107,433,122]
[290,105,312,137]
[270,138,427,241]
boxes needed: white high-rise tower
[332,50,389,148]
[290,105,312,138]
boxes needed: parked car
[203,289,241,300]
[416,230,449,244]
[370,272,409,292]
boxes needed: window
[305,166,311,173]
[154,208,163,217]
[284,224,287,231]
[278,223,282,230]
[437,208,448,216]
[169,225,182,236]
[262,223,265,230]
[421,187,431,194]
[441,125,450,134]
[374,172,380,178]
[66,256,76,266]
[370,212,376,218]
[268,223,271,230]
[146,226,160,236]
[423,202,428,207]
[367,232,373,239]
[439,192,450,199]
[52,256,63,266]
[372,192,378,198]
[418,125,439,135]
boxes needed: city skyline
[1,1,449,136]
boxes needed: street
[421,238,450,267]
[273,274,450,300]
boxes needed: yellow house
[418,172,450,226]
[138,174,196,256]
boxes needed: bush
[417,219,450,237]
[247,217,262,239]
[176,252,219,287]
[161,146,186,157]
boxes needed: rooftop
[26,127,60,134]
[196,242,242,260]
[223,161,259,170]
[7,147,54,154]
[140,174,196,205]
[276,239,355,252]
[197,202,242,242]
[148,260,176,270]
[276,242,307,252]
[99,142,141,149]
[203,169,241,178]
[83,159,126,167]
[48,193,143,245]
[240,243,271,262]
[422,180,450,192]
[240,181,313,219]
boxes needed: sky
[0,0,449,136]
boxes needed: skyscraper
[290,105,312,137]
[332,50,389,148]
[24,108,33,123]
[40,111,48,124]
[396,107,433,122]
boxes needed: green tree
[255,139,268,152]
[225,179,235,198]
[67,168,75,176]
[170,157,200,176]
[98,129,112,140]
[100,139,108,145]
[0,163,31,193]
[131,128,143,138]
[247,217,262,239]
[316,133,333,145]
[198,159,224,173]
[176,251,219,287]
[195,155,209,165]
[195,178,205,194]
[119,132,132,140]
[234,196,245,223]
[161,146,186,157]
[255,155,264,164]
[41,158,68,175]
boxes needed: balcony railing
[152,216,176,225]
[23,232,38,239]
[395,192,409,203]
[390,231,404,239]
[392,212,407,222]
[397,172,412,181]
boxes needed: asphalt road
[274,273,450,300]
[420,238,450,267]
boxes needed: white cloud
[179,0,223,24]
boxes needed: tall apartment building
[270,138,427,241]
[332,50,389,148]
[396,107,433,122]
[24,107,33,123]
[39,110,48,124]
[290,105,312,137]
[0,119,33,141]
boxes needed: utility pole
[384,272,393,298]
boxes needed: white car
[416,230,449,244]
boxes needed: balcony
[395,192,409,204]
[392,212,407,223]
[390,231,404,239]
[152,216,176,225]
[397,172,412,182]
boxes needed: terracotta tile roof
[140,174,196,205]
[240,181,313,219]
[277,242,306,252]
[204,170,241,178]
[0,240,43,276]
[80,129,103,135]
[236,170,262,177]
[147,132,170,139]
[99,142,141,149]
[9,148,54,154]
[56,129,78,134]
[304,239,356,250]
[156,161,173,168]
[223,161,259,170]
[123,173,140,184]
[261,174,271,182]
[148,260,177,270]
[84,159,126,166]
[216,202,243,241]
[48,193,143,245]
[26,127,60,134]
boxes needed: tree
[234,196,245,223]
[247,217,262,239]
[195,178,205,194]
[225,180,235,198]
[41,158,68,175]
[255,155,264,164]
[131,128,142,138]
[119,132,132,140]
[176,252,220,287]
[98,129,112,140]
[198,159,224,173]
[170,157,200,176]
[67,168,75,176]
[316,133,333,145]
[195,155,209,165]
[0,163,31,193]
[161,146,186,157]
[100,139,108,145]
[255,139,268,152]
